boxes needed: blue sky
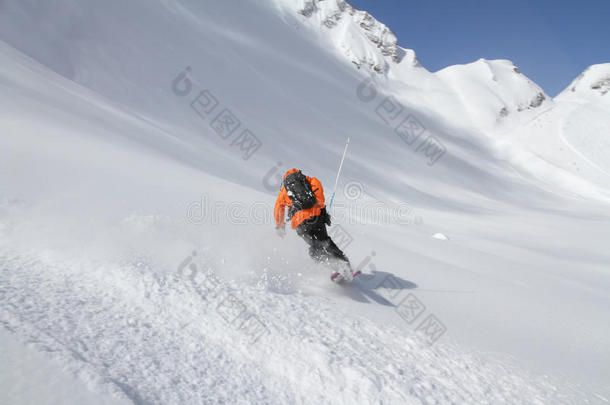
[347,0,610,96]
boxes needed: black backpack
[284,170,317,211]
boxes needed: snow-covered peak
[279,0,419,74]
[436,58,550,130]
[279,1,554,133]
[556,63,610,105]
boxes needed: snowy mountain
[275,1,554,133]
[279,0,610,200]
[558,63,610,103]
[1,0,610,404]
[284,0,418,73]
[505,63,610,192]
[437,58,550,131]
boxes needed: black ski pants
[295,215,349,264]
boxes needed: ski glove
[321,207,331,226]
[276,225,286,238]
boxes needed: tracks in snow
[0,247,579,404]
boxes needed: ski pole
[328,137,350,211]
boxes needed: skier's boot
[330,271,344,283]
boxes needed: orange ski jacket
[274,169,325,229]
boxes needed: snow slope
[505,63,610,192]
[437,59,550,131]
[559,63,610,103]
[555,64,610,174]
[1,0,610,404]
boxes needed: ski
[330,266,361,284]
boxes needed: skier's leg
[308,244,326,262]
[297,216,351,266]
[311,222,350,264]
[297,216,356,281]
[324,238,350,263]
[296,218,326,263]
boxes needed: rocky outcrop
[297,0,412,74]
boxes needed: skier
[274,168,359,282]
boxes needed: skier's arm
[274,187,288,228]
